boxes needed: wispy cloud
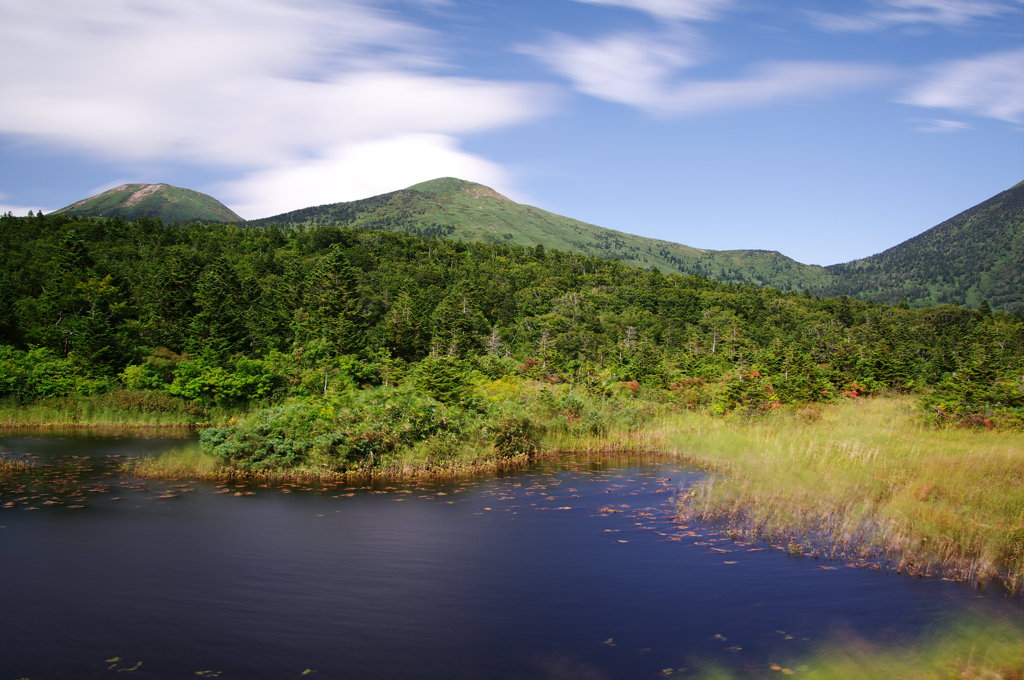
[808,0,1019,32]
[913,118,974,132]
[570,0,732,22]
[521,31,701,108]
[0,0,551,210]
[900,49,1024,122]
[524,30,898,115]
[657,61,900,115]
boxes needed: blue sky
[1,0,1021,265]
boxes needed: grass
[697,616,1024,680]
[0,457,32,479]
[0,392,237,430]
[590,397,1024,593]
[126,441,535,486]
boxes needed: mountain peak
[55,183,242,224]
[405,177,510,201]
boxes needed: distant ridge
[49,176,1024,311]
[250,177,833,291]
[819,181,1024,312]
[54,183,242,224]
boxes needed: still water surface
[1,433,1020,679]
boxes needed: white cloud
[221,134,516,219]
[525,31,897,114]
[521,31,700,108]
[901,49,1024,122]
[913,118,974,132]
[808,0,1018,32]
[656,61,899,115]
[0,0,552,204]
[570,0,732,21]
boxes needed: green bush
[201,385,478,471]
[488,416,542,459]
[167,356,278,406]
[0,345,108,403]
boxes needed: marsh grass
[0,392,238,430]
[697,616,1024,680]
[624,397,1024,593]
[126,439,536,486]
[0,457,32,479]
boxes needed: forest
[1,212,1023,474]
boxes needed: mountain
[251,177,832,290]
[54,183,242,224]
[819,182,1024,313]
[51,177,1022,311]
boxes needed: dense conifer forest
[2,212,1022,471]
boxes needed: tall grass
[0,391,237,430]
[697,616,1024,680]
[616,397,1024,593]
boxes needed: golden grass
[698,616,1024,680]
[612,397,1024,593]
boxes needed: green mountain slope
[820,182,1024,312]
[251,177,832,290]
[54,183,242,224]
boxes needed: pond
[1,433,1020,679]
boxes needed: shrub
[200,385,479,471]
[0,345,108,403]
[488,416,541,459]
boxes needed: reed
[627,397,1024,593]
[0,392,238,430]
[698,616,1024,680]
[0,458,32,479]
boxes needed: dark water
[1,434,1020,680]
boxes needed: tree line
[1,212,1021,428]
